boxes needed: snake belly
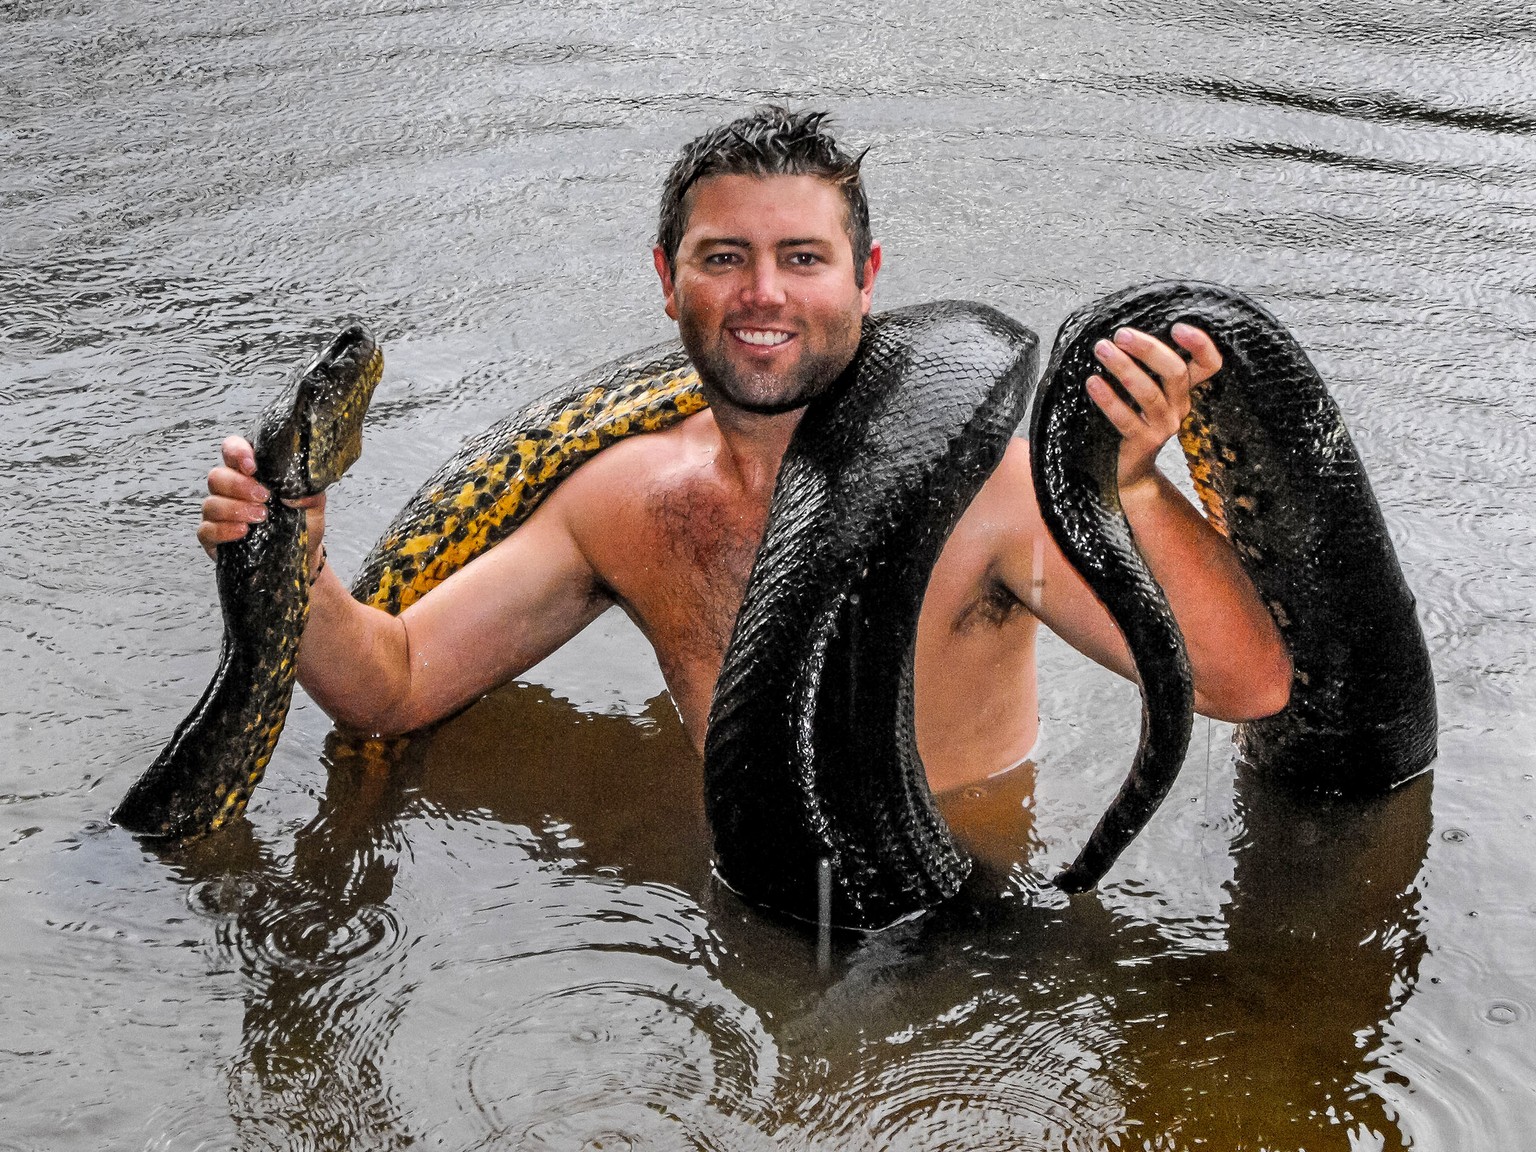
[704,301,1038,930]
[114,324,383,839]
[1032,281,1438,893]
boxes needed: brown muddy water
[4,0,1535,1148]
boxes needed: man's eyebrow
[693,236,833,248]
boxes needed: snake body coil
[1035,282,1437,892]
[351,344,703,613]
[116,288,1434,936]
[705,302,1037,928]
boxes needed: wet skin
[201,172,1290,801]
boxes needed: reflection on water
[5,0,1536,1147]
[143,685,1432,1150]
[161,689,775,1150]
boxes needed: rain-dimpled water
[4,0,1535,1148]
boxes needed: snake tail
[1035,281,1437,893]
[705,301,1038,931]
[1031,290,1194,894]
[114,324,383,839]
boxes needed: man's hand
[1085,324,1223,497]
[198,436,326,571]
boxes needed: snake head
[254,322,384,498]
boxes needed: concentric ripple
[183,863,419,1147]
[222,896,416,1149]
[134,1102,239,1152]
[233,899,405,977]
[454,972,778,1149]
[802,992,1125,1151]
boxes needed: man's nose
[739,258,787,308]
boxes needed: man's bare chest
[567,432,1036,753]
[593,479,770,692]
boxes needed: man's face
[654,173,881,415]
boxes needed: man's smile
[730,328,796,348]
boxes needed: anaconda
[114,324,383,839]
[118,287,1435,934]
[351,343,704,614]
[1033,282,1437,892]
[342,302,1036,930]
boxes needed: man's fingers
[202,435,274,560]
[1093,337,1171,425]
[203,493,268,525]
[1086,374,1150,439]
[197,519,250,557]
[1170,323,1223,383]
[1109,327,1191,391]
[1091,322,1222,492]
[220,435,257,476]
[209,463,269,505]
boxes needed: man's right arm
[200,437,614,736]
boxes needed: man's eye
[704,252,740,266]
[787,252,821,267]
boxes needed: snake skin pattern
[1035,282,1438,892]
[114,324,383,838]
[351,345,704,613]
[117,286,1434,938]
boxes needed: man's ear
[859,242,883,315]
[653,246,679,321]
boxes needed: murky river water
[4,0,1535,1147]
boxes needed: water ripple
[5,0,1536,1145]
[451,971,779,1149]
[189,867,420,1150]
[1182,75,1536,135]
[1386,1005,1532,1149]
[135,1105,237,1152]
[234,899,404,977]
[806,993,1124,1151]
[1214,137,1521,186]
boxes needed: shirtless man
[199,106,1290,804]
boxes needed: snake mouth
[304,322,378,379]
[299,321,384,492]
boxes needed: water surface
[4,0,1535,1148]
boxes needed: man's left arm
[994,324,1292,721]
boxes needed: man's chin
[701,356,853,416]
[713,388,819,416]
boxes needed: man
[199,107,1290,813]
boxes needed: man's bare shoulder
[537,407,723,544]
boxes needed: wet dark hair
[656,106,872,286]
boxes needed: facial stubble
[677,309,862,417]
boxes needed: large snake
[116,286,1435,933]
[114,324,383,838]
[1033,282,1437,893]
[704,302,1036,928]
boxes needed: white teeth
[734,329,792,346]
